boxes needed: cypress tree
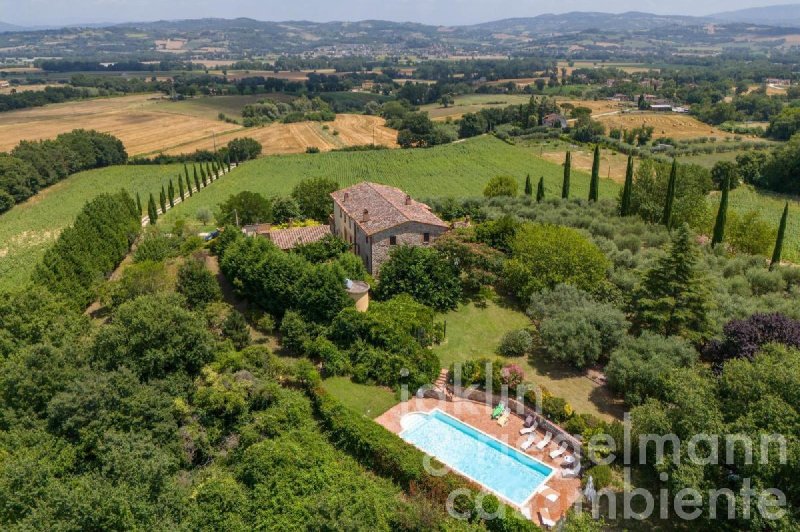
[136,192,142,216]
[536,176,545,203]
[589,145,600,201]
[226,153,232,172]
[524,174,533,196]
[193,165,201,191]
[183,163,190,186]
[200,165,207,186]
[212,160,219,178]
[160,186,167,214]
[711,176,730,247]
[620,155,634,216]
[148,193,158,224]
[168,179,175,208]
[562,151,571,199]
[178,174,185,201]
[662,159,677,229]
[770,202,789,270]
[186,174,193,197]
[205,162,212,181]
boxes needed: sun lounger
[540,487,560,503]
[549,444,568,459]
[538,507,556,528]
[563,462,582,479]
[520,426,536,435]
[521,434,537,450]
[491,403,505,419]
[497,410,511,427]
[535,431,553,450]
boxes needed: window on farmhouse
[423,232,430,243]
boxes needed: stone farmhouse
[330,182,450,275]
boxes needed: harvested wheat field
[164,114,398,155]
[595,111,737,140]
[0,93,241,155]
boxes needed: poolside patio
[375,396,583,527]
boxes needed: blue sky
[1,0,795,27]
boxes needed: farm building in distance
[543,113,568,128]
[330,182,450,275]
[241,223,331,249]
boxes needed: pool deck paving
[375,396,583,527]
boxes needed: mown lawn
[433,300,624,421]
[321,377,399,418]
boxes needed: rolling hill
[712,4,800,27]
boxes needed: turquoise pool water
[399,409,553,506]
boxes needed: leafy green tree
[176,257,222,308]
[711,176,730,247]
[726,210,776,256]
[290,177,338,221]
[107,260,170,307]
[662,159,677,228]
[524,174,532,196]
[0,154,39,202]
[271,196,301,224]
[634,224,713,341]
[92,293,214,381]
[589,145,600,201]
[375,246,462,311]
[227,137,262,161]
[217,191,272,226]
[562,151,571,199]
[630,159,711,230]
[483,175,518,198]
[503,223,609,300]
[711,160,740,190]
[536,176,545,202]
[619,155,633,216]
[770,202,789,270]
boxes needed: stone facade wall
[369,221,448,275]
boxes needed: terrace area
[376,396,583,527]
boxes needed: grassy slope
[161,135,618,226]
[0,164,185,290]
[724,186,800,262]
[321,377,399,418]
[433,301,624,421]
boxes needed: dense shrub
[290,177,338,221]
[705,313,800,368]
[176,257,222,308]
[226,137,262,162]
[503,223,609,300]
[606,332,698,406]
[497,329,533,357]
[483,175,518,198]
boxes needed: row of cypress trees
[138,156,233,225]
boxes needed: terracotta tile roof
[265,225,331,250]
[330,182,449,236]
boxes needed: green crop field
[161,136,618,225]
[420,94,532,119]
[0,164,187,291]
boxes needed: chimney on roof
[362,209,369,222]
[405,194,412,205]
[343,192,349,202]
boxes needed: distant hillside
[0,21,24,33]
[468,11,706,34]
[712,4,800,27]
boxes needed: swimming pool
[399,409,554,507]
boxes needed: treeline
[37,59,201,72]
[32,191,140,307]
[0,85,93,113]
[0,129,127,213]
